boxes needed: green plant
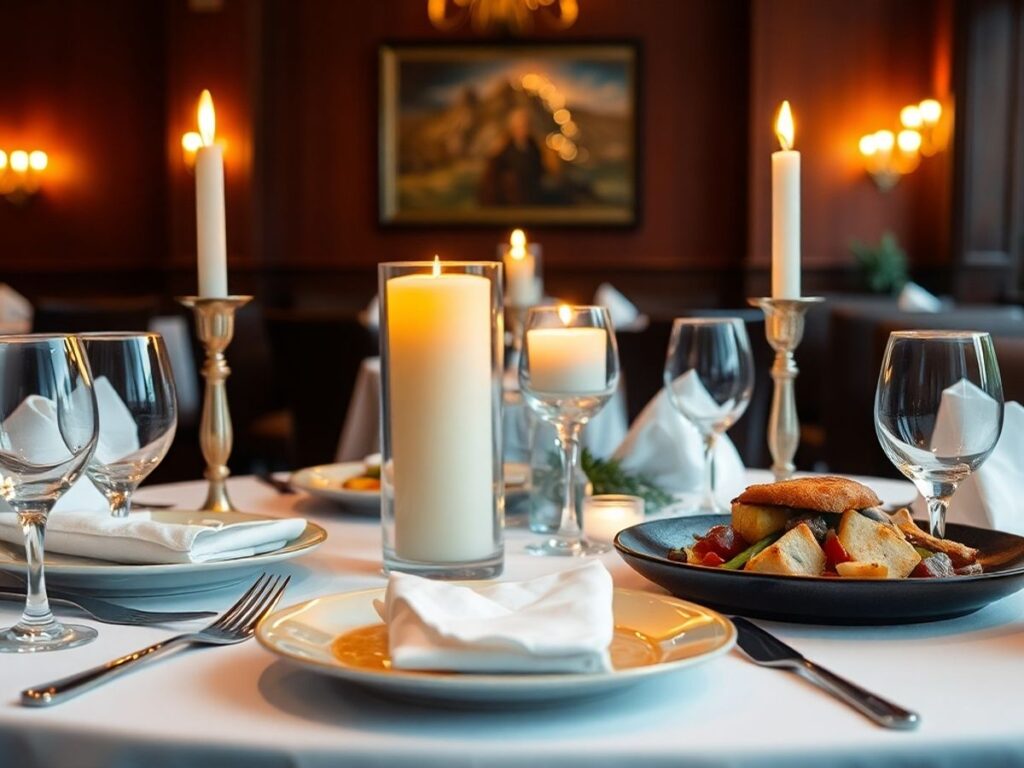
[538,448,673,514]
[850,231,909,294]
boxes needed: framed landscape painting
[379,43,639,226]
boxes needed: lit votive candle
[583,494,645,544]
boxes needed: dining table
[2,470,1023,768]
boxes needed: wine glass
[875,330,1003,538]
[0,335,98,652]
[664,318,754,514]
[519,305,619,556]
[80,333,178,517]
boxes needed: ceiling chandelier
[427,0,579,33]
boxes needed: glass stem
[108,488,133,518]
[701,432,718,512]
[17,506,56,631]
[554,420,584,544]
[926,492,952,540]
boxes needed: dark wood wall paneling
[0,0,970,308]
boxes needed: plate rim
[291,462,379,500]
[614,514,1024,584]
[256,586,737,690]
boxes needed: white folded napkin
[374,562,614,674]
[0,283,32,327]
[594,283,645,331]
[613,388,745,502]
[898,282,943,312]
[911,383,1016,533]
[0,510,307,564]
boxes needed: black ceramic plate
[615,515,1024,625]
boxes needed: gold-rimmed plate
[256,587,735,705]
[0,511,326,597]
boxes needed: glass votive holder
[582,494,645,544]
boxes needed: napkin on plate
[613,387,746,503]
[374,561,614,674]
[898,282,943,313]
[593,283,647,331]
[910,381,1017,534]
[0,392,306,564]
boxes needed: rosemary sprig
[537,448,672,514]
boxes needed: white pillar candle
[526,326,607,394]
[771,100,800,299]
[195,90,228,298]
[385,263,494,563]
[502,229,540,306]
[583,495,645,543]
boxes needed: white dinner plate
[290,462,532,515]
[257,587,735,705]
[0,510,327,598]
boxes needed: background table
[2,472,1024,768]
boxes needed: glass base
[0,620,98,653]
[673,493,730,516]
[383,548,504,580]
[526,537,611,557]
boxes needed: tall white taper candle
[195,90,228,298]
[771,100,800,299]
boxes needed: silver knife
[0,588,215,625]
[732,617,920,730]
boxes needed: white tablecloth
[336,357,629,462]
[2,472,1024,768]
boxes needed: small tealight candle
[583,494,645,544]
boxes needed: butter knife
[732,617,920,730]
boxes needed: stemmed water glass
[664,318,754,514]
[80,333,178,517]
[875,330,1003,538]
[519,305,619,556]
[0,335,98,652]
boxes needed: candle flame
[558,304,573,325]
[918,98,942,125]
[775,100,794,151]
[432,255,441,277]
[198,89,216,146]
[510,229,526,248]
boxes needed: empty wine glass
[875,330,1003,538]
[664,318,754,514]
[519,305,619,556]
[80,333,178,517]
[0,335,98,652]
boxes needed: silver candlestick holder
[748,297,824,481]
[177,295,253,512]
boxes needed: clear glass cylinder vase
[379,261,504,579]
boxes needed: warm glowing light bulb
[0,150,7,171]
[181,132,203,152]
[10,150,29,173]
[28,150,47,171]
[553,108,571,126]
[197,89,216,146]
[432,255,441,277]
[919,99,942,125]
[859,134,878,157]
[873,130,895,153]
[558,304,573,325]
[897,129,922,153]
[521,73,541,91]
[900,105,923,129]
[775,100,795,151]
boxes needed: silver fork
[21,573,289,707]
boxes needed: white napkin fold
[911,384,1016,534]
[0,510,307,564]
[898,282,943,312]
[0,283,32,329]
[594,283,646,331]
[613,388,746,502]
[374,562,614,674]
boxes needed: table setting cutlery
[0,587,215,625]
[732,617,919,730]
[21,572,289,707]
[257,471,296,495]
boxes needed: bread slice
[731,503,792,543]
[837,509,921,578]
[735,476,881,515]
[836,561,889,579]
[746,523,826,576]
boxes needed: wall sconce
[0,148,48,204]
[859,97,947,191]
